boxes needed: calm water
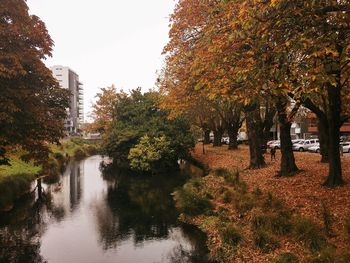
[0,156,211,263]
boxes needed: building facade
[50,66,84,134]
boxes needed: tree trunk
[213,130,223,147]
[227,124,239,150]
[323,84,343,187]
[317,116,329,163]
[246,107,265,169]
[203,129,211,145]
[276,99,298,176]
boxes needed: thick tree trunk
[246,108,265,169]
[213,130,223,147]
[276,100,298,176]
[317,116,329,163]
[324,84,343,187]
[227,124,239,150]
[203,129,211,145]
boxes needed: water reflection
[0,156,211,263]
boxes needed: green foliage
[173,179,212,216]
[253,229,280,252]
[219,223,242,246]
[252,209,292,236]
[272,252,299,263]
[0,173,35,210]
[73,148,87,160]
[104,89,195,171]
[128,135,175,172]
[321,202,333,236]
[292,217,327,252]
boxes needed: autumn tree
[0,0,69,164]
[264,0,350,186]
[88,85,119,135]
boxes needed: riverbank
[0,138,100,211]
[173,144,350,262]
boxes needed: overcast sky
[27,0,176,120]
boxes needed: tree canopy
[103,89,195,173]
[0,0,69,164]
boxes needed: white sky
[27,0,176,120]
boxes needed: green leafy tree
[103,89,195,172]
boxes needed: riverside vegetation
[0,138,99,211]
[174,167,350,262]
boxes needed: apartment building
[50,65,84,134]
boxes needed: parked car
[292,139,304,145]
[267,140,278,148]
[308,143,321,153]
[269,140,281,149]
[221,137,229,145]
[293,139,319,152]
[341,142,350,153]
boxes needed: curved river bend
[0,156,211,263]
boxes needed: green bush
[263,192,284,211]
[253,229,279,252]
[42,157,59,176]
[292,217,327,252]
[219,223,243,246]
[73,148,87,160]
[221,189,234,203]
[236,195,255,214]
[84,145,98,155]
[321,202,333,235]
[272,252,299,263]
[173,183,213,216]
[0,173,35,210]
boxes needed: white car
[269,140,280,149]
[341,142,350,153]
[308,143,320,153]
[293,139,319,152]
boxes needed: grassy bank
[172,145,350,262]
[0,138,100,211]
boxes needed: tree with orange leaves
[0,0,69,165]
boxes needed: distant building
[306,113,350,136]
[50,66,84,134]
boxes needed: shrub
[42,157,59,176]
[219,223,242,246]
[212,168,232,177]
[321,202,333,236]
[221,189,234,203]
[272,252,299,263]
[292,217,327,252]
[252,209,291,235]
[73,148,87,160]
[236,195,255,214]
[263,192,284,211]
[0,173,34,210]
[307,248,350,263]
[173,184,213,216]
[253,229,279,252]
[84,145,98,155]
[270,210,292,235]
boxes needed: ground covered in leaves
[178,144,350,262]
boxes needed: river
[0,156,211,263]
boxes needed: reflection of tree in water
[96,172,184,249]
[166,225,212,263]
[97,166,212,262]
[0,183,67,263]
